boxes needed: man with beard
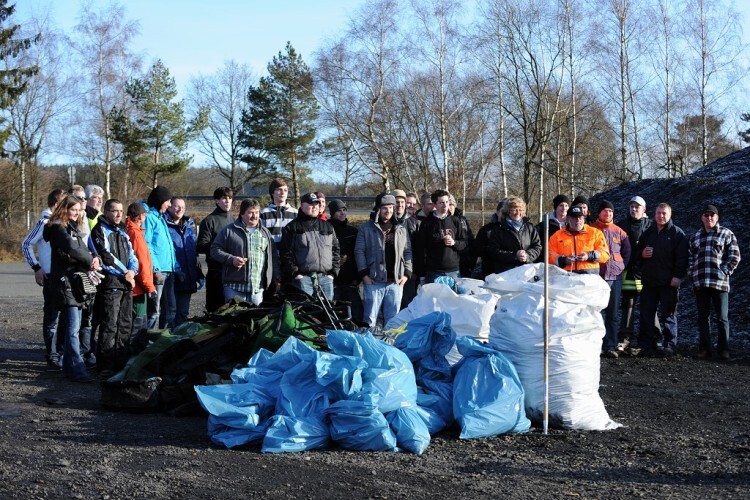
[279,193,340,300]
[197,187,234,313]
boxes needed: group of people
[22,179,741,383]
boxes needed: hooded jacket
[22,207,53,274]
[279,210,340,282]
[126,217,155,296]
[140,201,175,273]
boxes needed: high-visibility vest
[621,270,643,292]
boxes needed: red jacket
[126,217,155,296]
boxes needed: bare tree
[70,2,141,198]
[187,60,259,194]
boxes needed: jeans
[694,287,729,353]
[293,274,334,300]
[362,282,403,328]
[147,273,169,330]
[78,295,98,360]
[601,279,622,352]
[161,272,176,329]
[59,306,88,379]
[223,286,264,306]
[42,276,61,360]
[639,285,679,350]
[173,291,193,326]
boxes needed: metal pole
[543,213,550,435]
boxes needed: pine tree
[240,42,318,205]
[0,0,38,153]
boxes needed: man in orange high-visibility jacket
[548,206,610,274]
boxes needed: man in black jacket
[328,199,362,322]
[413,189,466,286]
[632,202,689,356]
[197,187,233,312]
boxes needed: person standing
[473,202,502,279]
[83,184,104,231]
[261,178,297,246]
[536,194,570,245]
[483,196,542,275]
[688,204,741,360]
[632,203,689,357]
[548,206,610,274]
[141,186,176,329]
[391,189,408,223]
[401,193,422,308]
[405,192,419,218]
[328,199,363,322]
[616,195,654,351]
[413,189,466,285]
[43,195,101,383]
[125,203,155,335]
[279,192,340,299]
[165,197,203,327]
[90,199,138,376]
[355,194,412,327]
[78,184,105,366]
[211,199,275,306]
[21,189,65,370]
[197,187,234,313]
[316,192,328,221]
[592,200,631,358]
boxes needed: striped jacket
[21,207,53,273]
[260,203,298,244]
[688,224,741,292]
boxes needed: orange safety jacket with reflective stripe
[548,224,610,273]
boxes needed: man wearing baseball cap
[616,195,654,352]
[548,206,610,273]
[279,192,340,299]
[688,204,741,360]
[355,194,412,327]
[328,199,363,322]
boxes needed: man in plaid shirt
[688,204,741,360]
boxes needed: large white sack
[385,283,499,365]
[484,263,621,431]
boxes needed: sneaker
[46,358,63,372]
[718,351,731,361]
[603,350,619,359]
[627,346,641,357]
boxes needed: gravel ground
[1,291,749,499]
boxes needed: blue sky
[14,0,368,92]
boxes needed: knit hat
[390,189,407,200]
[572,195,589,209]
[552,194,571,209]
[146,186,172,209]
[597,200,614,213]
[328,199,347,214]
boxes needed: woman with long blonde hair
[43,195,101,383]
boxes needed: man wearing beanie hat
[535,194,570,262]
[141,186,176,329]
[593,200,631,358]
[688,204,741,360]
[548,206,609,274]
[329,199,363,322]
[355,193,411,327]
[279,192,340,299]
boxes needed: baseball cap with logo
[300,192,320,204]
[568,206,585,217]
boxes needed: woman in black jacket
[484,196,542,275]
[43,195,101,383]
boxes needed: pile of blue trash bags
[195,311,530,455]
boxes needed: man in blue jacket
[632,203,689,357]
[141,186,176,329]
[165,197,203,327]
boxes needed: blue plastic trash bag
[327,395,397,452]
[416,390,453,434]
[261,415,330,453]
[452,337,531,438]
[277,350,365,417]
[207,415,269,448]
[433,274,456,291]
[394,312,455,363]
[327,330,417,413]
[386,406,431,455]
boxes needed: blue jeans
[223,286,264,306]
[42,276,61,360]
[59,306,88,379]
[639,286,679,350]
[363,282,403,327]
[173,291,193,326]
[602,279,622,352]
[695,287,729,353]
[293,274,334,300]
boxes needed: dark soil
[1,294,749,499]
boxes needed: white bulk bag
[484,263,621,430]
[385,283,499,365]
